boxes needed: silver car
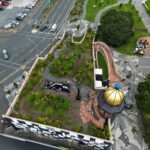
[2,49,9,60]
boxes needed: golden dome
[104,86,124,106]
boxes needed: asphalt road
[139,48,150,75]
[0,134,61,150]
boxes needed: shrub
[45,107,54,116]
[96,10,134,47]
[72,123,83,132]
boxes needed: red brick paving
[93,42,123,86]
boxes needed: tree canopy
[96,10,134,47]
[135,74,150,144]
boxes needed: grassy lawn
[145,0,150,15]
[145,0,150,10]
[97,52,108,80]
[103,4,150,54]
[85,0,117,22]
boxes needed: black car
[16,16,24,21]
[39,24,47,31]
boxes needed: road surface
[0,0,74,117]
[0,134,61,150]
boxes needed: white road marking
[139,66,150,68]
[0,58,22,67]
[0,63,19,70]
[0,133,25,142]
[0,133,62,149]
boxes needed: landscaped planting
[135,74,150,146]
[49,28,94,87]
[69,0,84,22]
[11,29,110,139]
[73,35,84,42]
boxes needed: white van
[51,24,57,32]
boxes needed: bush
[76,24,80,30]
[135,74,150,144]
[87,124,110,139]
[72,123,83,132]
[96,10,134,47]
[45,107,54,116]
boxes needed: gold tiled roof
[104,87,124,106]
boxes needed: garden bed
[73,34,84,42]
[11,29,110,139]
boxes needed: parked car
[25,5,32,10]
[11,21,19,27]
[4,23,12,29]
[2,49,9,60]
[51,24,57,32]
[21,12,27,18]
[40,24,47,31]
[16,16,24,21]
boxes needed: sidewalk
[133,0,150,33]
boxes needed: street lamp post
[76,83,81,100]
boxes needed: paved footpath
[132,0,150,75]
[133,0,150,33]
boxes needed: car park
[2,49,9,60]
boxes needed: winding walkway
[95,0,129,24]
[93,42,123,85]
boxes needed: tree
[96,10,134,47]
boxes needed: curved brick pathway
[93,42,123,85]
